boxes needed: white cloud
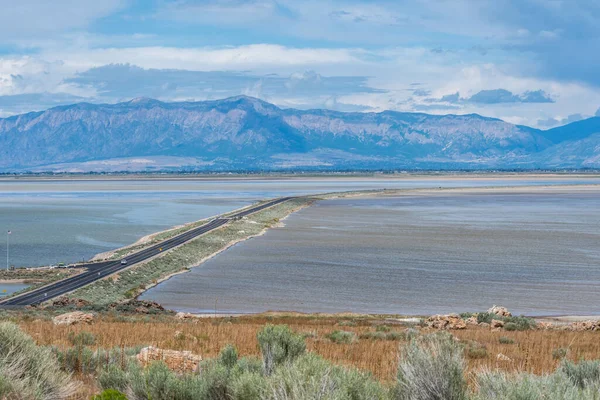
[41,45,364,71]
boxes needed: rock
[497,353,512,362]
[175,312,195,320]
[491,319,505,329]
[479,322,490,329]
[426,314,467,330]
[137,346,201,373]
[466,316,478,325]
[568,320,600,331]
[537,322,553,330]
[488,305,512,317]
[52,311,94,326]
[51,297,90,308]
[109,300,166,314]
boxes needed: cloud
[44,45,364,71]
[537,113,587,128]
[467,89,553,104]
[66,64,382,98]
[440,92,460,103]
[428,89,554,105]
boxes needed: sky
[0,0,599,128]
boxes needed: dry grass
[16,314,600,384]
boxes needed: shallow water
[0,283,29,296]
[1,176,598,268]
[141,188,600,316]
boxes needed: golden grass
[18,314,600,384]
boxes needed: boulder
[426,314,467,330]
[52,311,94,326]
[175,312,195,320]
[466,316,479,326]
[496,353,512,362]
[491,319,505,329]
[479,322,490,329]
[568,320,600,332]
[51,297,90,309]
[488,305,512,318]
[137,346,201,373]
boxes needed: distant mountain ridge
[0,96,599,171]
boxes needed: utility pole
[6,230,11,271]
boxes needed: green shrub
[376,325,391,332]
[92,389,128,400]
[403,328,419,341]
[476,313,535,331]
[98,365,128,392]
[326,330,356,344]
[339,320,358,327]
[257,325,306,375]
[267,353,387,400]
[499,336,515,345]
[466,341,488,359]
[0,322,77,399]
[474,370,596,400]
[560,359,600,389]
[395,332,467,400]
[504,322,518,331]
[219,344,239,370]
[229,372,267,400]
[386,332,405,341]
[477,312,494,324]
[553,347,569,360]
[67,331,96,346]
[503,316,536,331]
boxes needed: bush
[477,312,536,331]
[327,330,356,344]
[386,332,405,341]
[229,372,267,400]
[395,332,467,400]
[0,322,77,399]
[92,389,128,400]
[499,336,515,345]
[359,331,386,340]
[474,370,597,400]
[466,341,488,359]
[257,325,306,375]
[560,359,600,389]
[553,347,569,360]
[267,353,387,400]
[68,330,96,346]
[376,325,391,332]
[98,365,129,392]
[504,322,519,331]
[219,344,239,370]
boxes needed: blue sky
[0,0,599,127]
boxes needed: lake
[1,175,599,268]
[141,186,600,316]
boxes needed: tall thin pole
[6,231,9,271]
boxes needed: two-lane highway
[1,197,290,307]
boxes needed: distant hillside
[0,96,598,171]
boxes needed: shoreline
[134,183,600,319]
[9,181,598,318]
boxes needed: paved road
[0,197,291,307]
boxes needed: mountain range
[1,96,599,172]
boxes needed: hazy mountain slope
[0,96,597,171]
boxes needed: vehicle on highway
[120,259,128,265]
